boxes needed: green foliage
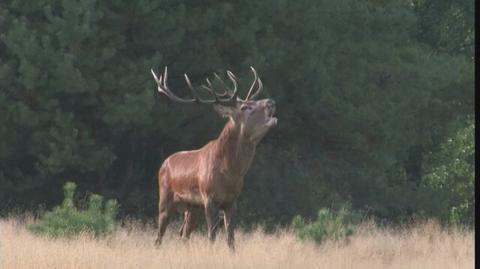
[423,120,474,225]
[292,204,362,244]
[412,0,474,57]
[0,0,474,227]
[29,182,118,237]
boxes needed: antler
[244,66,263,101]
[151,66,263,104]
[151,67,239,105]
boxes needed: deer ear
[213,104,235,118]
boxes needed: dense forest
[0,0,474,226]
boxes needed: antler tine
[151,68,160,83]
[151,68,197,103]
[226,70,239,101]
[244,66,262,101]
[163,66,168,88]
[183,74,198,99]
[151,66,244,105]
[248,76,263,100]
[213,72,235,95]
[184,74,217,104]
[201,78,229,98]
[204,71,239,103]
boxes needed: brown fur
[155,99,276,249]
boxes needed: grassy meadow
[0,216,473,269]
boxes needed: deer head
[151,66,277,142]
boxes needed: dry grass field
[0,217,473,269]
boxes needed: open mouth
[268,116,278,126]
[267,107,275,118]
[266,102,275,117]
[265,105,277,126]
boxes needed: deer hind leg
[177,204,188,237]
[211,211,224,235]
[181,207,200,239]
[155,190,173,246]
[178,213,186,237]
[178,209,190,238]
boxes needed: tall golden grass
[0,217,473,269]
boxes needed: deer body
[152,66,276,249]
[160,120,254,206]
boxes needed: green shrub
[423,122,474,226]
[29,181,118,238]
[292,203,362,244]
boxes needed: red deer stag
[151,66,277,248]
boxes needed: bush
[29,182,118,238]
[292,203,362,244]
[423,121,474,226]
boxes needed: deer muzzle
[265,99,277,126]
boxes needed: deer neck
[215,119,256,176]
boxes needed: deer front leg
[223,201,237,249]
[204,198,219,242]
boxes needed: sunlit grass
[0,216,473,269]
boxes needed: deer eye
[240,105,252,111]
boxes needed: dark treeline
[0,0,474,226]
